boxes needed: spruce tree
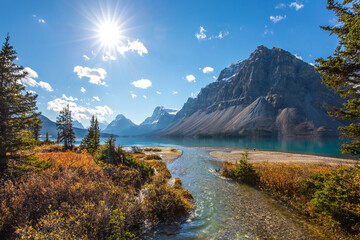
[316,0,360,157]
[0,34,41,173]
[45,132,49,144]
[56,104,75,149]
[80,115,100,153]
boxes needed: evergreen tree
[56,104,75,149]
[0,34,41,173]
[44,132,50,144]
[80,115,100,153]
[316,0,360,157]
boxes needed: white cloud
[118,40,148,56]
[37,81,53,92]
[73,66,107,86]
[93,96,100,101]
[83,55,90,61]
[27,90,36,95]
[202,67,214,74]
[131,79,152,89]
[102,51,116,61]
[33,15,46,24]
[24,67,38,78]
[172,91,178,95]
[216,31,229,39]
[212,76,217,80]
[270,15,287,23]
[156,91,161,95]
[295,54,303,60]
[195,26,207,40]
[81,87,86,93]
[143,95,147,99]
[22,76,38,87]
[130,91,137,99]
[275,3,286,9]
[309,63,315,67]
[22,67,53,92]
[62,94,78,101]
[289,2,304,11]
[186,74,196,83]
[47,98,113,122]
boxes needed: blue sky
[0,0,339,126]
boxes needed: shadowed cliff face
[164,46,344,137]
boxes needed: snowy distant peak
[140,106,178,126]
[98,121,109,131]
[162,107,179,115]
[72,120,85,129]
[103,114,136,135]
[115,114,127,121]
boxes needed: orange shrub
[0,149,192,239]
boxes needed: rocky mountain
[101,107,178,136]
[39,115,114,138]
[103,114,137,136]
[72,120,85,129]
[140,106,178,129]
[162,46,344,137]
[98,121,109,131]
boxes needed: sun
[97,20,121,50]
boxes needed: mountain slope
[72,120,85,129]
[103,114,137,136]
[39,115,114,138]
[163,46,343,137]
[140,106,178,129]
[98,121,109,131]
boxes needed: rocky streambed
[148,147,334,240]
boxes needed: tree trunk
[0,154,8,174]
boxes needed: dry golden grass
[221,160,360,238]
[253,162,335,199]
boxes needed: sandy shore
[123,146,183,162]
[144,147,183,162]
[208,148,357,166]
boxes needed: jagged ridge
[163,46,344,137]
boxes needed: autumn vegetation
[0,143,192,239]
[221,155,360,238]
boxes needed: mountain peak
[140,106,178,126]
[115,114,127,121]
[163,46,343,138]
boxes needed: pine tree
[45,132,49,144]
[80,115,100,153]
[0,34,41,173]
[56,104,75,149]
[316,0,360,157]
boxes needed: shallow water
[48,136,343,239]
[146,148,324,240]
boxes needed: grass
[221,160,360,239]
[0,144,193,239]
[144,147,162,152]
[144,154,162,160]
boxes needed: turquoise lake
[71,137,346,156]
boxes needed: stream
[147,147,326,240]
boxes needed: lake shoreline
[189,146,357,165]
[208,148,357,165]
